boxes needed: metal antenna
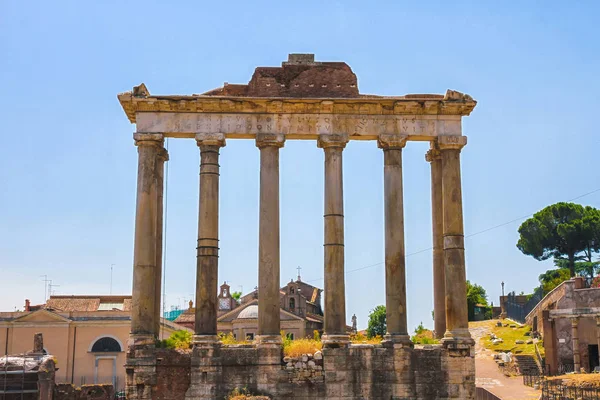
[110,264,115,294]
[40,275,50,302]
[48,282,60,296]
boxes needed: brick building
[526,277,600,374]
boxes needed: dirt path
[471,320,540,400]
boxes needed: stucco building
[0,295,185,390]
[176,279,324,340]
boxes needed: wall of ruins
[143,345,474,400]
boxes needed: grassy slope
[479,320,544,356]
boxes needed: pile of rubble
[282,351,324,382]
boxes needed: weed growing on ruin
[156,330,192,349]
[350,332,383,344]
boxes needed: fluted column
[256,133,285,345]
[154,147,168,337]
[318,133,350,347]
[378,134,411,346]
[572,317,580,372]
[194,133,226,344]
[426,146,446,339]
[439,135,473,346]
[131,133,164,344]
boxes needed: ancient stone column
[256,133,285,345]
[426,146,446,339]
[378,134,411,346]
[438,135,473,346]
[131,133,164,344]
[318,133,350,347]
[572,317,580,372]
[154,147,168,337]
[194,133,225,343]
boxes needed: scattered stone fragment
[313,351,323,360]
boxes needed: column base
[442,329,475,348]
[129,333,156,349]
[382,334,413,348]
[322,334,350,348]
[255,334,282,347]
[192,334,219,346]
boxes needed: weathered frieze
[136,112,462,140]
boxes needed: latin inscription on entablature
[136,112,462,140]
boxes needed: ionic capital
[425,148,441,163]
[256,133,285,149]
[134,133,164,147]
[437,135,467,151]
[196,133,226,148]
[377,134,407,150]
[317,133,349,149]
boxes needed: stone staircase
[514,355,541,376]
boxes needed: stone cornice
[118,85,477,124]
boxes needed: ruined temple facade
[119,54,477,399]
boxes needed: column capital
[571,316,580,326]
[425,148,442,162]
[596,316,600,326]
[437,135,467,151]
[134,133,164,146]
[157,147,169,162]
[317,133,349,149]
[196,133,226,147]
[256,133,285,149]
[377,134,407,150]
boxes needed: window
[246,333,254,341]
[289,298,295,310]
[286,333,294,340]
[290,287,295,294]
[91,337,122,352]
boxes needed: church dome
[237,305,258,319]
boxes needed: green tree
[538,268,571,294]
[517,203,600,277]
[466,280,488,321]
[366,305,386,338]
[231,291,242,302]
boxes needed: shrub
[219,332,250,345]
[158,330,192,349]
[411,322,439,344]
[350,332,383,344]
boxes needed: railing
[523,373,542,387]
[505,287,544,323]
[0,354,39,398]
[541,379,600,400]
[558,363,575,375]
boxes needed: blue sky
[1,1,599,331]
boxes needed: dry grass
[547,374,600,387]
[282,338,322,357]
[350,333,383,345]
